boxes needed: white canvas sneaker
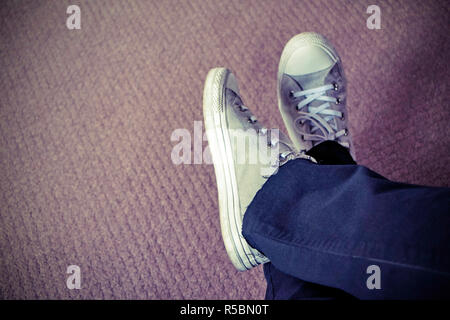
[277,32,355,159]
[203,68,314,271]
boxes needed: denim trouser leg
[242,142,450,299]
[262,260,355,299]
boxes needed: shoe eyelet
[248,116,257,124]
[238,105,248,112]
[341,113,345,121]
[333,82,339,91]
[344,128,349,136]
[289,90,295,99]
[335,97,341,105]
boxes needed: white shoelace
[292,83,349,147]
[236,103,316,178]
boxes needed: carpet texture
[0,0,449,299]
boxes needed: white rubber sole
[203,68,260,271]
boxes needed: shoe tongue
[288,63,335,90]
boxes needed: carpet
[0,0,449,299]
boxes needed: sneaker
[277,32,355,159]
[203,67,312,271]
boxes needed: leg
[250,32,450,299]
[203,67,361,299]
[242,144,450,299]
[262,140,357,300]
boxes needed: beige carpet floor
[0,0,449,299]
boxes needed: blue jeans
[242,141,450,299]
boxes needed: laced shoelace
[236,103,306,177]
[292,83,349,148]
[236,104,317,179]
